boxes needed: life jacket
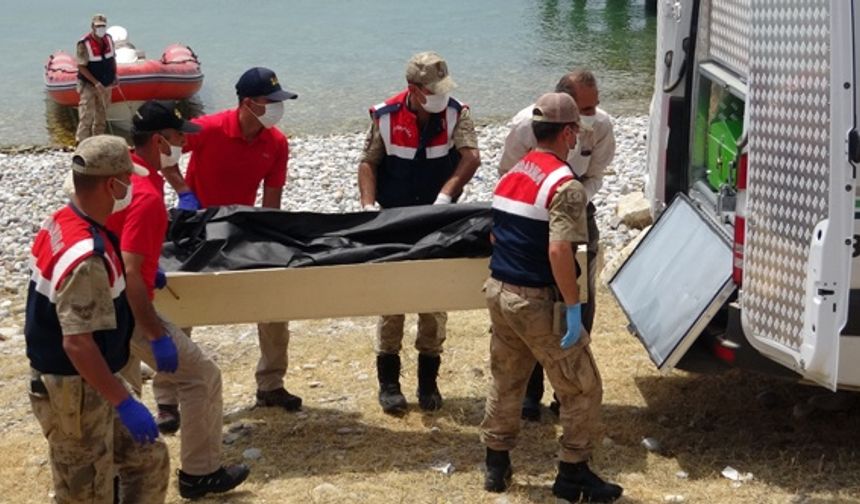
[78,32,116,86]
[490,150,576,287]
[370,90,464,207]
[25,204,132,375]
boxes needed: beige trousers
[75,82,111,144]
[375,313,447,356]
[480,278,603,463]
[123,314,223,476]
[153,321,290,407]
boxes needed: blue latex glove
[116,397,159,444]
[177,191,201,211]
[154,268,167,290]
[151,335,179,373]
[560,303,583,349]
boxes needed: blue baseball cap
[133,100,202,133]
[235,67,298,101]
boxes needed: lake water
[0,0,655,146]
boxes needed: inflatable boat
[44,26,203,107]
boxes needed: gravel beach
[0,115,648,324]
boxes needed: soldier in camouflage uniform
[357,51,482,415]
[75,14,117,144]
[25,135,169,503]
[480,94,623,502]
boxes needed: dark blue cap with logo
[133,100,202,133]
[235,67,298,101]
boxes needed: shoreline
[0,112,645,153]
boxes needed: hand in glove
[560,303,583,349]
[151,334,179,373]
[433,193,452,205]
[177,191,201,211]
[154,268,167,290]
[116,397,159,444]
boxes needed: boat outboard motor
[106,25,143,63]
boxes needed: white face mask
[159,137,182,167]
[579,114,596,131]
[94,26,107,37]
[112,178,133,213]
[249,101,285,129]
[420,92,449,114]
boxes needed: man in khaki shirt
[501,69,616,421]
[75,14,118,143]
[357,51,481,415]
[481,93,622,502]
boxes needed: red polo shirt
[132,151,165,197]
[106,154,168,301]
[183,108,288,207]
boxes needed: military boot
[376,353,407,415]
[552,461,623,503]
[417,353,443,411]
[484,448,513,493]
[156,404,180,435]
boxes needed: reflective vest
[25,205,132,375]
[490,150,575,287]
[78,33,116,86]
[370,90,464,207]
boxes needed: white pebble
[641,437,661,452]
[243,448,262,460]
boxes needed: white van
[609,0,859,390]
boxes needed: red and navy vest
[490,150,576,287]
[370,90,464,207]
[25,204,132,375]
[78,33,116,86]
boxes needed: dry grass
[1,287,859,503]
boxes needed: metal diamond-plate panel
[744,0,831,353]
[708,0,751,76]
[695,0,712,63]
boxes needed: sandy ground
[0,287,859,503]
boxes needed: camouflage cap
[72,135,147,177]
[91,13,107,26]
[532,92,580,124]
[405,52,456,95]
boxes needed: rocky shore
[0,116,649,327]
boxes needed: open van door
[609,195,736,370]
[739,0,857,389]
[645,0,697,214]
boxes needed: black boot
[484,448,513,493]
[552,461,623,503]
[156,404,180,434]
[417,353,443,411]
[377,353,407,415]
[549,392,561,417]
[521,363,544,421]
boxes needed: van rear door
[645,0,697,213]
[739,0,857,389]
[609,195,736,370]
